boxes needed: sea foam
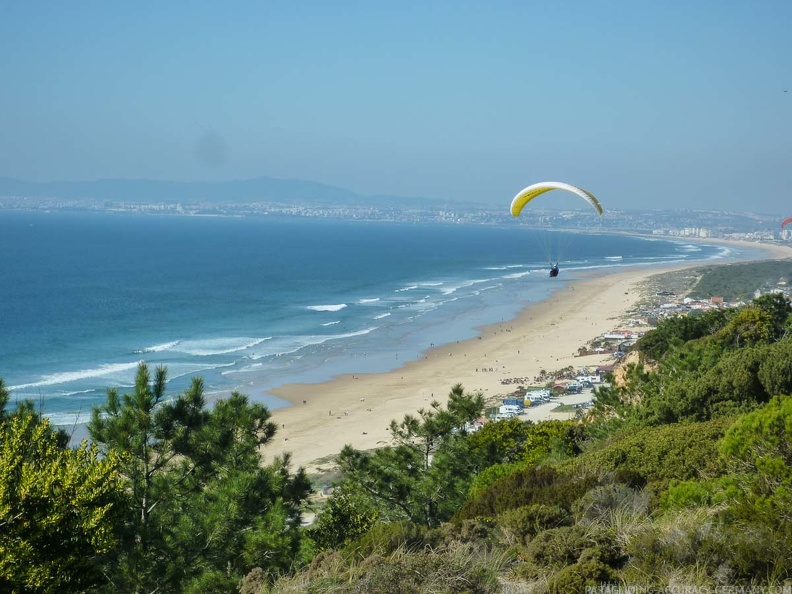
[441,278,491,295]
[307,304,348,312]
[175,337,271,357]
[9,361,143,391]
[135,340,181,353]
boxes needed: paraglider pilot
[549,264,559,278]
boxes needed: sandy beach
[263,240,792,472]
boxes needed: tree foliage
[466,419,580,498]
[634,309,728,361]
[719,394,792,525]
[88,363,311,593]
[716,307,775,349]
[0,381,121,593]
[456,466,599,520]
[338,384,484,528]
[307,484,380,551]
[615,296,792,426]
[752,292,792,336]
[467,418,578,468]
[757,335,792,397]
[563,418,732,488]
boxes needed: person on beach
[549,264,559,278]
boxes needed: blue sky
[1,1,790,213]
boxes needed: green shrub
[523,525,622,569]
[466,419,582,499]
[457,466,599,520]
[307,485,380,551]
[758,339,792,396]
[561,418,732,486]
[497,504,572,545]
[611,468,648,489]
[712,524,792,582]
[717,394,792,535]
[343,521,429,559]
[467,459,529,500]
[660,479,718,510]
[623,517,792,586]
[436,517,497,545]
[183,571,237,594]
[544,560,617,594]
[635,311,726,360]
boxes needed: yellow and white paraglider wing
[510,181,603,217]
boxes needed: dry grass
[262,542,512,594]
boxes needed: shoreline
[262,240,792,472]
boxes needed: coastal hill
[0,175,450,208]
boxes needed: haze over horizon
[1,2,790,214]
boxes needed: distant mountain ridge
[0,175,451,207]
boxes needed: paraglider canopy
[509,181,603,271]
[781,216,792,229]
[510,181,603,218]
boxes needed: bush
[497,504,572,545]
[712,524,792,582]
[436,517,497,545]
[561,418,732,487]
[718,394,792,528]
[467,460,529,500]
[457,466,599,520]
[758,338,792,396]
[660,479,719,510]
[544,561,617,594]
[343,521,430,560]
[635,309,727,360]
[306,485,379,551]
[523,525,622,569]
[466,420,581,499]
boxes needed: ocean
[0,210,761,428]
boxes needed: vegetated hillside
[262,292,792,593]
[687,258,792,301]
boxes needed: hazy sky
[1,1,790,213]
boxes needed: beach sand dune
[263,241,792,472]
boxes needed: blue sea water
[0,210,763,427]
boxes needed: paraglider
[510,181,603,278]
[781,216,792,229]
[510,181,603,218]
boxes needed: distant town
[1,180,789,244]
